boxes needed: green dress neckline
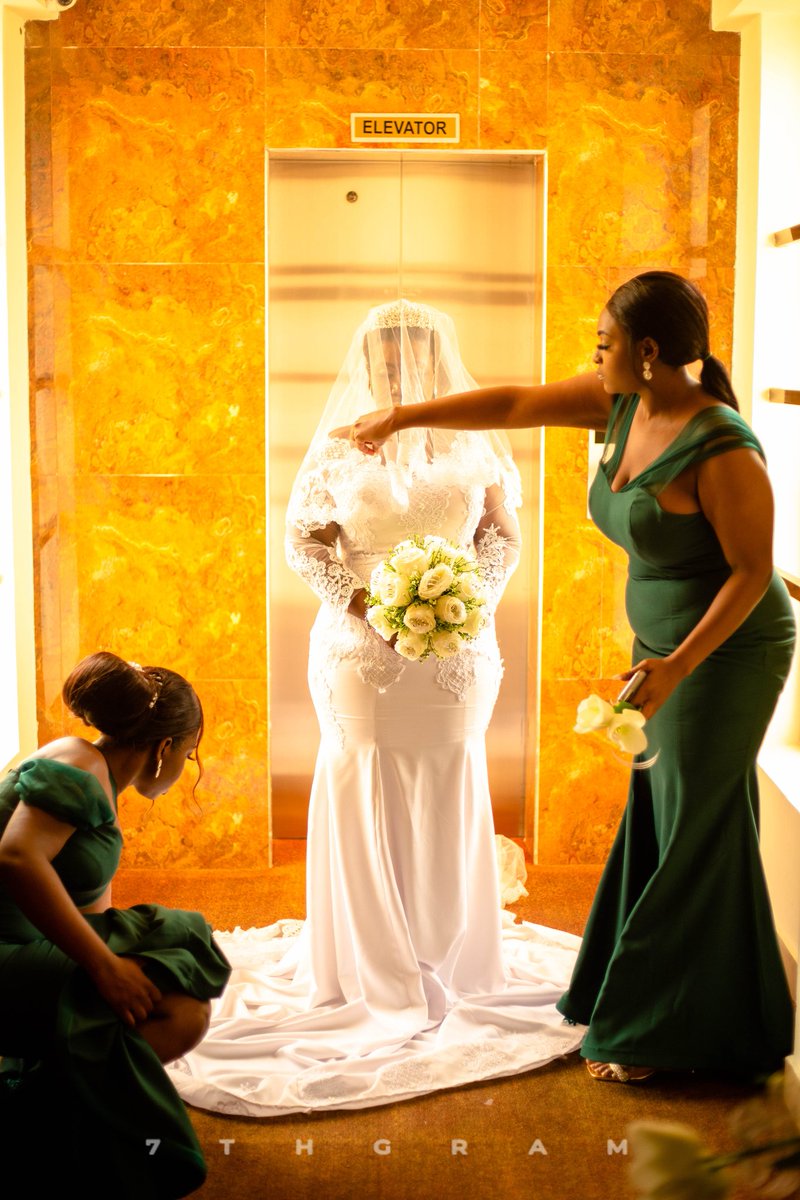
[602,393,764,497]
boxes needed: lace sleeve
[474,483,522,615]
[285,522,363,612]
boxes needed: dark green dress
[0,758,231,1198]
[556,394,796,1075]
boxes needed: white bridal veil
[286,299,522,535]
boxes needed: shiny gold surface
[51,1,267,48]
[265,50,480,149]
[26,0,739,865]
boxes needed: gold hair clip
[148,674,162,709]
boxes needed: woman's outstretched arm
[331,373,612,450]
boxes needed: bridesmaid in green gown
[0,652,230,1196]
[341,271,796,1083]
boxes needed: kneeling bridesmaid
[0,651,230,1199]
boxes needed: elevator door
[268,152,542,838]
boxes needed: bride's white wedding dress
[166,435,583,1118]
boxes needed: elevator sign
[351,113,460,143]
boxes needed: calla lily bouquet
[574,691,649,757]
[628,1074,800,1199]
[366,535,486,661]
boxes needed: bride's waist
[342,544,472,584]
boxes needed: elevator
[267,151,544,840]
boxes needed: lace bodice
[285,440,522,732]
[286,439,520,609]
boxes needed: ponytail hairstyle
[62,652,203,773]
[606,271,739,411]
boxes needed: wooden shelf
[765,389,800,405]
[771,225,800,246]
[779,571,800,603]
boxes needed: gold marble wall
[25,0,739,866]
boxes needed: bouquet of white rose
[365,535,487,661]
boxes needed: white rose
[606,709,648,755]
[418,564,455,599]
[403,603,436,634]
[395,630,429,661]
[390,545,429,577]
[455,572,482,602]
[378,572,413,607]
[366,605,396,641]
[430,629,463,659]
[369,564,387,595]
[435,595,467,625]
[573,694,615,734]
[460,608,485,637]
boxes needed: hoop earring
[642,361,653,382]
[155,758,162,779]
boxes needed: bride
[167,300,583,1116]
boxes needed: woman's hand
[347,589,368,620]
[329,408,396,454]
[621,656,686,720]
[348,589,398,645]
[89,954,162,1026]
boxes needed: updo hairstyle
[62,651,203,747]
[606,271,739,411]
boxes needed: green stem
[702,1136,800,1172]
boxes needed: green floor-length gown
[0,758,231,1198]
[556,393,796,1076]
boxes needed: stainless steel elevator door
[268,152,542,838]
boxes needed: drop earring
[155,758,162,779]
[642,361,653,382]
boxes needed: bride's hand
[348,590,368,620]
[329,408,395,455]
[348,590,398,646]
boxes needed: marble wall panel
[29,264,57,476]
[548,0,740,57]
[70,474,266,683]
[600,540,633,678]
[479,46,548,149]
[25,45,53,256]
[117,679,269,868]
[547,52,739,272]
[480,0,548,52]
[264,50,479,149]
[266,0,479,51]
[544,265,612,383]
[52,0,267,49]
[49,49,265,264]
[537,678,629,863]
[32,471,64,736]
[544,426,593,481]
[52,264,265,476]
[541,477,605,680]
